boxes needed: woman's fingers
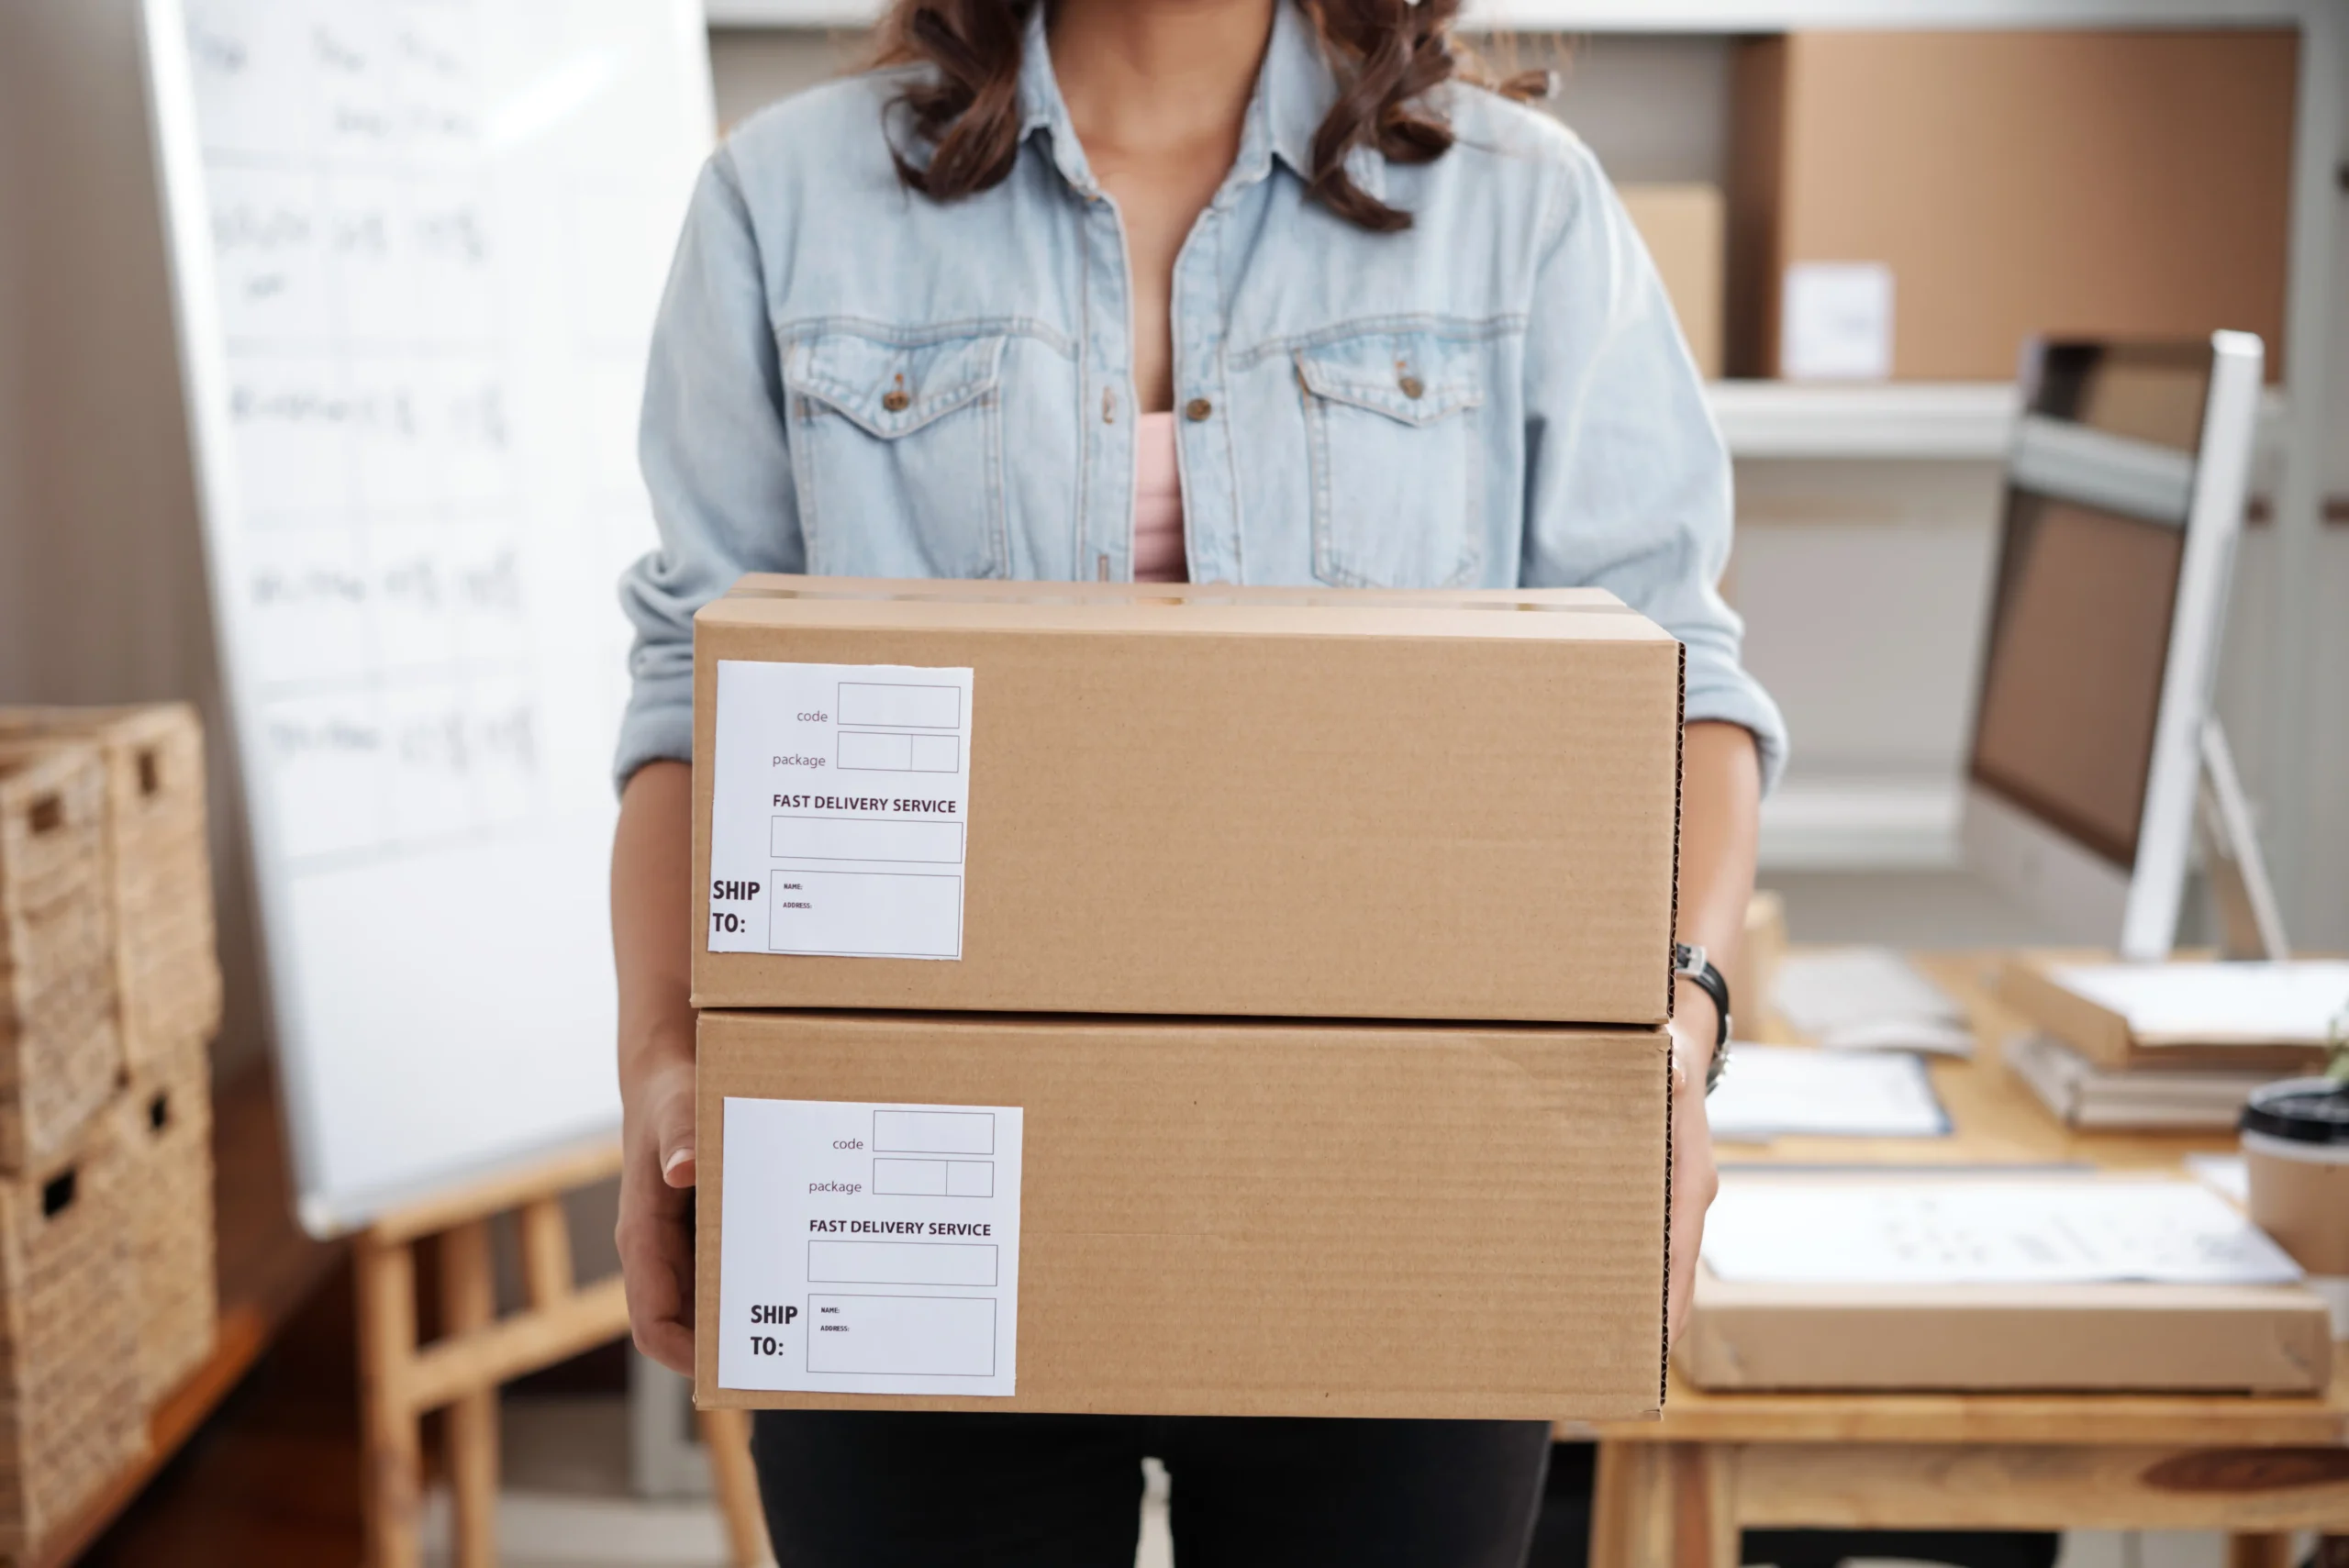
[619,1057,700,1375]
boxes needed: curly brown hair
[874,0,1530,233]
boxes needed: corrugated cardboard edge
[1658,641,1687,1411]
[1676,1270,2335,1394]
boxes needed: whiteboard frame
[139,0,716,1234]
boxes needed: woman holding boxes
[611,0,1783,1561]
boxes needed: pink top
[1132,411,1187,584]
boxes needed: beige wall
[0,0,269,1074]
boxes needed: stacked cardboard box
[688,576,1687,1420]
[0,706,225,1556]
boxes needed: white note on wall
[1702,1177,2304,1287]
[1781,261,1896,382]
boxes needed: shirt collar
[1015,1,1384,205]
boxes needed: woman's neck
[1048,0,1275,163]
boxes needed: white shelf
[1759,778,1964,872]
[1709,382,2019,462]
[706,0,2318,29]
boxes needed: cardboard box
[1620,183,1725,380]
[691,576,1686,1025]
[695,1009,1670,1419]
[1729,30,2296,381]
[1998,954,2332,1073]
[1677,1267,2332,1394]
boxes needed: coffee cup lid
[2241,1076,2349,1146]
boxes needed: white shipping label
[708,661,974,960]
[718,1097,1023,1396]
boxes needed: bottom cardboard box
[1676,1268,2333,1394]
[696,1010,1668,1420]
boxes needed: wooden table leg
[440,1220,499,1568]
[1593,1441,1676,1568]
[2313,1536,2348,1568]
[356,1233,423,1568]
[698,1406,774,1567]
[1673,1444,1739,1568]
[2226,1536,2295,1568]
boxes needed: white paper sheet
[1701,1177,2304,1286]
[707,661,975,960]
[1770,948,1974,1056]
[2048,961,2349,1044]
[1707,1044,1951,1142]
[718,1097,1024,1396]
[2186,1152,2252,1206]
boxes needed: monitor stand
[2198,718,2290,962]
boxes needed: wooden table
[1586,952,2349,1568]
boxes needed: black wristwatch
[1673,942,1731,1095]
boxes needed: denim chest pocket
[783,329,1010,579]
[1296,331,1484,589]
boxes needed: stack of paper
[1706,1043,1950,1142]
[1771,947,1976,1056]
[1701,1175,2305,1287]
[2004,1032,2284,1130]
[2047,961,2349,1046]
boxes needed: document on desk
[2047,961,2349,1044]
[1771,948,1976,1056]
[1702,1176,2304,1286]
[1706,1043,1951,1142]
[718,1097,1023,1396]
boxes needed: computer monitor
[1959,332,2283,962]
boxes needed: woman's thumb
[655,1084,697,1188]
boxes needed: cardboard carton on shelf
[1728,29,2295,382]
[691,575,1685,1026]
[1676,1269,2332,1395]
[1619,183,1725,381]
[695,1009,1670,1421]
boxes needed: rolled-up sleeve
[613,147,807,791]
[1519,141,1787,793]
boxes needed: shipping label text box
[873,1157,995,1197]
[807,1240,999,1287]
[837,682,960,729]
[873,1109,994,1155]
[766,870,961,957]
[805,1294,996,1377]
[770,815,964,863]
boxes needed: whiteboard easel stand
[351,1139,769,1568]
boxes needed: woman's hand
[612,762,700,1376]
[1665,995,1721,1351]
[618,1040,698,1373]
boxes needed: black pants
[750,1410,1552,1567]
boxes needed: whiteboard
[141,0,713,1232]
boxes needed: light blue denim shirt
[617,1,1786,788]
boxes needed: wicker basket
[113,1042,217,1406]
[0,1115,145,1558]
[0,706,222,1073]
[0,747,124,1173]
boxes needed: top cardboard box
[691,576,1684,1025]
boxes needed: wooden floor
[80,1259,367,1566]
